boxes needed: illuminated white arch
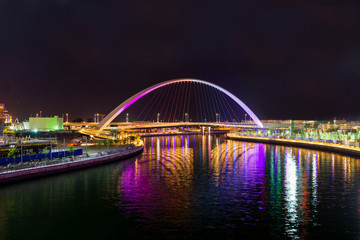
[97,78,264,131]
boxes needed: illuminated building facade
[23,116,64,131]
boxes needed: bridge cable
[208,83,220,122]
[181,81,189,122]
[220,89,241,123]
[172,82,184,122]
[134,83,163,122]
[139,84,164,124]
[157,83,171,122]
[175,82,184,122]
[194,82,203,122]
[186,82,192,121]
[199,83,210,122]
[193,82,200,122]
[215,85,226,122]
[168,82,181,122]
[218,90,234,122]
[149,83,168,122]
[163,83,176,122]
[210,84,224,122]
[204,84,215,122]
[213,88,230,122]
[198,82,207,122]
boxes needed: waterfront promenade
[227,133,360,157]
[0,143,144,184]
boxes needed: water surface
[0,135,359,239]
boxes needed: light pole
[157,113,160,123]
[126,113,129,123]
[63,138,66,158]
[216,113,219,123]
[21,138,23,163]
[66,113,69,123]
[245,114,247,123]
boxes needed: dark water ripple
[0,135,359,239]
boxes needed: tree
[72,118,83,123]
[42,147,49,154]
[66,146,75,156]
[8,147,17,158]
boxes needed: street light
[20,137,23,163]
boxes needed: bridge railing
[235,132,360,148]
[0,144,140,175]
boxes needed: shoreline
[227,133,360,158]
[0,145,143,185]
[140,130,229,137]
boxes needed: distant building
[334,119,347,125]
[94,113,105,123]
[23,116,64,131]
[0,104,4,138]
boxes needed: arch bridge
[96,78,264,133]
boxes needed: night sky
[1,1,359,121]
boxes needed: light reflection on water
[0,135,360,239]
[118,135,360,239]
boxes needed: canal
[0,135,359,239]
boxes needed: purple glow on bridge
[98,79,264,131]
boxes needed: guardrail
[0,145,141,177]
[227,133,360,157]
[234,133,360,147]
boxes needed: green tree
[66,146,75,156]
[7,146,17,158]
[28,149,34,155]
[72,118,83,123]
[42,147,49,154]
